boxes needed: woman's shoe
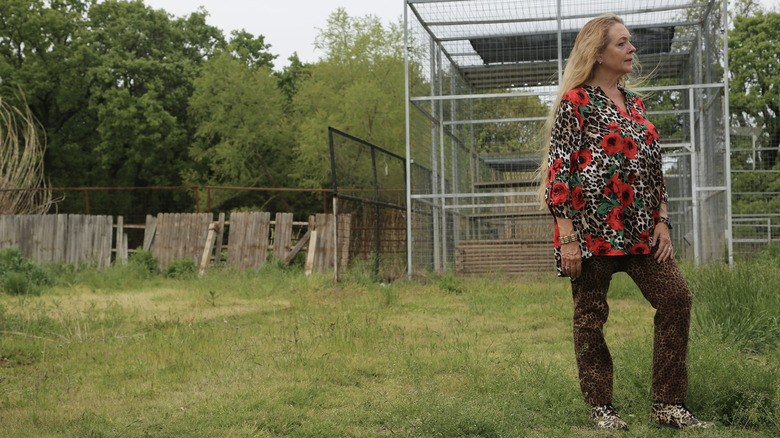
[650,403,715,429]
[591,403,629,430]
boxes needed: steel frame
[404,0,733,276]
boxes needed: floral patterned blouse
[544,85,667,276]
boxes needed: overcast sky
[143,0,404,69]
[143,0,779,70]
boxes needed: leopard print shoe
[651,403,715,429]
[591,404,629,431]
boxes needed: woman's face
[598,23,636,75]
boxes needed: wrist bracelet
[658,216,672,229]
[559,233,578,245]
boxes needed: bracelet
[559,233,578,245]
[658,216,673,229]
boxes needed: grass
[0,259,778,437]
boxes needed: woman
[541,14,714,431]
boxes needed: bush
[164,258,198,279]
[0,247,53,295]
[128,249,159,276]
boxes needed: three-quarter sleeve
[545,97,582,219]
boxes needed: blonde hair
[536,13,636,205]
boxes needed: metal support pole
[722,0,734,265]
[556,0,563,86]
[689,88,700,265]
[404,0,413,279]
[371,147,381,279]
[430,38,441,272]
[438,46,447,272]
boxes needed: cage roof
[408,0,714,89]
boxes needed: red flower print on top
[571,186,585,211]
[565,89,589,108]
[576,148,592,170]
[551,158,563,173]
[631,107,645,124]
[623,136,637,160]
[602,132,623,155]
[607,122,621,132]
[639,230,650,242]
[604,173,621,198]
[550,182,569,205]
[553,222,560,246]
[634,96,646,113]
[630,242,650,254]
[617,181,635,207]
[587,235,620,256]
[606,207,625,230]
[548,158,563,183]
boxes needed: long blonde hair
[536,13,632,205]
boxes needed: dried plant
[0,90,54,215]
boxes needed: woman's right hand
[561,241,582,280]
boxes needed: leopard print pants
[571,250,691,405]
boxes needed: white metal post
[722,0,734,265]
[438,47,448,272]
[689,88,700,265]
[404,0,413,279]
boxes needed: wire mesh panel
[731,126,780,256]
[405,0,731,275]
[329,128,407,279]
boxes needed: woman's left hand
[652,223,673,263]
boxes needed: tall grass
[685,254,780,354]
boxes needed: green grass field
[1,252,778,437]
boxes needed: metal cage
[403,0,732,275]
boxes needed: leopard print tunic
[545,85,668,276]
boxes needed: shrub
[0,246,53,295]
[127,249,159,276]
[164,258,198,279]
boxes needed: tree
[186,53,294,210]
[292,9,406,189]
[0,0,226,216]
[729,12,780,166]
[274,53,311,105]
[472,95,549,155]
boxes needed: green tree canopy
[291,8,406,189]
[729,12,779,164]
[186,53,293,210]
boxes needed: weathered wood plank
[116,216,126,265]
[273,212,293,260]
[305,230,318,275]
[255,212,271,269]
[214,212,225,264]
[199,222,218,274]
[337,214,351,274]
[284,230,310,265]
[55,214,67,263]
[143,215,157,251]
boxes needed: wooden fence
[0,213,350,274]
[0,214,113,268]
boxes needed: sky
[143,0,779,70]
[143,0,405,69]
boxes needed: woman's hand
[561,241,582,280]
[652,222,673,263]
